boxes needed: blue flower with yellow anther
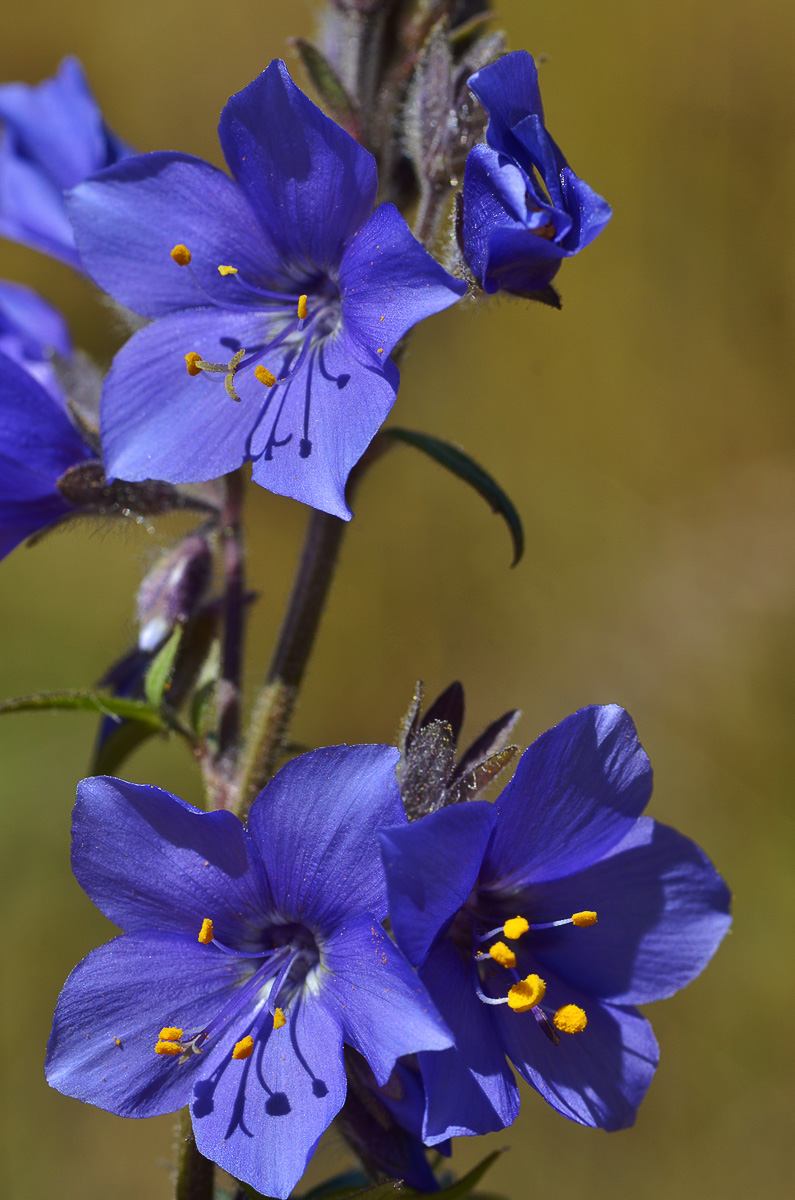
[378,704,731,1141]
[0,282,95,560]
[461,51,612,295]
[0,57,131,269]
[66,59,466,519]
[45,746,452,1199]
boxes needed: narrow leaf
[383,428,524,566]
[0,690,166,728]
[413,1150,505,1199]
[144,625,184,708]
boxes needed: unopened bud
[136,534,213,652]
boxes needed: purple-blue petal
[219,60,377,277]
[70,776,267,943]
[68,152,289,318]
[0,132,81,266]
[338,202,466,356]
[519,816,732,1005]
[418,939,520,1142]
[249,331,399,519]
[378,801,497,967]
[558,166,613,252]
[0,279,72,360]
[100,308,280,484]
[481,705,653,890]
[0,57,131,267]
[191,988,346,1200]
[492,969,659,1130]
[321,914,452,1086]
[46,930,250,1118]
[468,51,546,157]
[246,745,404,928]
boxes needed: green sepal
[290,39,359,130]
[144,625,184,708]
[383,427,524,567]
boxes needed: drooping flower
[379,704,731,1141]
[0,57,131,268]
[67,60,466,519]
[0,284,94,559]
[46,746,452,1199]
[461,51,612,295]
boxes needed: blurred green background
[1,0,793,1196]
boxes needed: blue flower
[67,60,466,519]
[0,284,94,559]
[462,51,612,295]
[0,57,131,269]
[45,746,452,1199]
[379,705,731,1141]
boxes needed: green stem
[234,507,347,815]
[174,1109,213,1200]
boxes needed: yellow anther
[170,244,192,266]
[198,918,214,945]
[218,264,238,275]
[273,1008,286,1030]
[297,294,308,319]
[158,1026,183,1041]
[554,1004,588,1034]
[571,910,597,927]
[232,1035,255,1060]
[185,352,203,377]
[488,941,517,969]
[254,364,276,387]
[507,974,546,1013]
[503,916,529,940]
[155,1040,182,1056]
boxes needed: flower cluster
[47,710,730,1196]
[0,16,731,1200]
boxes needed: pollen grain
[170,244,192,266]
[185,352,203,377]
[232,1036,255,1060]
[198,918,214,944]
[571,910,597,927]
[507,974,546,1013]
[489,941,517,969]
[503,916,529,940]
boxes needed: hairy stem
[217,469,246,763]
[234,506,347,814]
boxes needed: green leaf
[383,428,524,566]
[290,39,359,129]
[0,690,166,728]
[144,625,184,708]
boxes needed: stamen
[507,974,546,1013]
[170,244,192,266]
[218,265,238,276]
[297,295,308,320]
[571,910,597,927]
[273,1007,286,1030]
[198,918,214,945]
[489,941,517,969]
[155,1039,183,1056]
[232,1035,255,1060]
[255,365,276,387]
[185,352,203,377]
[503,916,529,940]
[554,1004,587,1034]
[159,1027,184,1041]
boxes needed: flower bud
[136,534,213,652]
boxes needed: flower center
[464,908,596,1044]
[169,242,341,409]
[154,916,320,1064]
